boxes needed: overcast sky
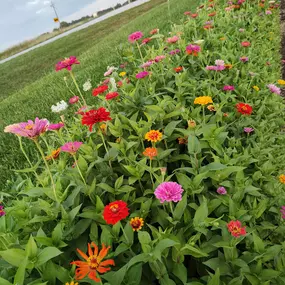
[0,0,126,51]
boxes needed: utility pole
[50,1,61,28]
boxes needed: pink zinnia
[217,187,227,195]
[154,182,184,203]
[186,44,201,56]
[61,141,83,155]
[154,55,166,62]
[48,123,64,131]
[267,84,281,95]
[69,96,79,104]
[150,28,159,35]
[0,205,6,217]
[223,85,235,91]
[265,10,272,15]
[281,206,285,219]
[128,31,143,43]
[215,59,225,66]
[240,56,249,62]
[244,127,254,133]
[241,41,251,47]
[4,118,49,139]
[169,49,181,55]
[55,56,80,71]
[167,36,179,44]
[140,61,154,68]
[136,71,149,79]
[142,38,152,45]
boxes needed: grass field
[0,0,198,185]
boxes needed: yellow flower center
[87,256,100,269]
[110,204,119,213]
[25,124,34,130]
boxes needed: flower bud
[188,119,196,128]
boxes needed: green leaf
[181,244,208,258]
[115,176,124,189]
[153,239,179,261]
[36,247,62,267]
[13,256,28,285]
[0,248,26,267]
[208,268,220,285]
[173,194,187,221]
[193,197,208,227]
[260,269,280,280]
[173,263,187,284]
[187,134,201,154]
[252,232,265,253]
[26,235,38,258]
[164,120,181,137]
[0,277,13,285]
[77,155,88,174]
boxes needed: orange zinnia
[143,147,158,159]
[46,148,60,161]
[145,130,163,143]
[71,242,115,282]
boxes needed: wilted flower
[155,55,166,62]
[142,38,152,45]
[4,118,49,140]
[188,119,196,128]
[69,96,80,104]
[215,59,225,66]
[51,100,68,113]
[130,217,144,231]
[103,200,129,225]
[244,127,254,133]
[227,220,246,237]
[61,142,83,155]
[265,10,272,14]
[207,105,216,111]
[128,31,143,43]
[83,79,92,91]
[239,28,245,32]
[140,61,154,68]
[194,96,213,105]
[136,71,149,79]
[154,182,184,203]
[145,130,163,143]
[167,36,179,44]
[48,123,64,131]
[143,147,158,160]
[150,28,159,35]
[191,13,198,18]
[217,187,227,195]
[55,56,80,71]
[267,84,281,95]
[0,205,6,217]
[76,106,88,115]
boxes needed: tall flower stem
[202,106,206,125]
[18,137,42,183]
[136,41,144,63]
[149,159,155,188]
[72,155,86,185]
[34,140,59,203]
[69,71,87,105]
[99,128,112,169]
[169,201,174,217]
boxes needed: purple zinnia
[48,123,65,131]
[244,127,254,133]
[267,84,281,95]
[217,187,227,195]
[154,182,184,203]
[223,85,235,91]
[0,205,5,217]
[136,71,149,79]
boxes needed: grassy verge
[0,0,198,185]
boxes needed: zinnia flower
[154,182,184,203]
[83,79,92,91]
[69,96,80,104]
[215,59,225,66]
[46,148,61,161]
[191,13,198,18]
[236,103,253,115]
[150,28,159,35]
[241,41,251,47]
[174,66,183,73]
[128,31,143,43]
[253,86,260,91]
[280,206,285,219]
[145,130,163,143]
[48,123,64,131]
[278,79,285,85]
[105,92,119,100]
[81,107,111,132]
[194,96,213,105]
[51,100,68,113]
[217,187,227,195]
[140,61,154,68]
[227,220,246,237]
[4,118,49,140]
[61,142,83,155]
[136,71,149,79]
[65,281,78,285]
[103,200,129,225]
[167,36,179,44]
[240,56,249,62]
[104,66,116,77]
[169,49,181,55]
[0,205,6,217]
[155,55,166,63]
[130,217,144,231]
[70,242,115,282]
[186,44,201,56]
[184,11,191,15]
[119,71,126,77]
[267,84,281,95]
[223,85,235,91]
[143,147,158,160]
[55,56,80,71]
[208,12,216,16]
[244,127,254,133]
[92,85,108,96]
[279,174,285,184]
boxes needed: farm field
[1,0,285,284]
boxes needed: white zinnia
[51,100,68,113]
[109,77,117,91]
[83,79,92,91]
[215,59,225,66]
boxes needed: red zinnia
[174,66,183,73]
[103,200,129,225]
[81,107,111,131]
[191,13,198,18]
[227,220,246,237]
[105,92,119,100]
[236,103,253,115]
[92,85,108,96]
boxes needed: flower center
[25,124,34,130]
[87,256,99,269]
[232,226,241,234]
[110,204,119,213]
[241,106,248,111]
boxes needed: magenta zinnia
[136,71,149,79]
[55,56,80,71]
[48,123,64,131]
[61,142,83,155]
[154,182,184,203]
[4,118,49,140]
[128,31,143,43]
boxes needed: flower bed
[1,0,285,284]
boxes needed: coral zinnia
[81,107,111,132]
[154,182,184,203]
[92,85,108,96]
[130,217,144,231]
[143,147,158,160]
[145,130,163,143]
[227,220,246,237]
[194,96,213,105]
[70,242,115,282]
[103,200,129,225]
[105,92,119,100]
[241,41,251,47]
[174,66,183,73]
[236,103,253,115]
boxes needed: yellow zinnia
[279,174,285,184]
[253,86,260,91]
[194,96,213,105]
[119,71,126,77]
[278,79,285,85]
[65,282,78,285]
[130,217,144,231]
[145,130,163,143]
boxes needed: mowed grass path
[0,0,198,184]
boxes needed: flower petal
[76,248,89,261]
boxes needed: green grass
[0,0,198,184]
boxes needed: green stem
[69,71,87,105]
[120,223,130,245]
[72,155,86,185]
[149,159,155,188]
[34,140,59,203]
[99,128,112,169]
[169,201,174,217]
[202,106,205,125]
[136,41,144,63]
